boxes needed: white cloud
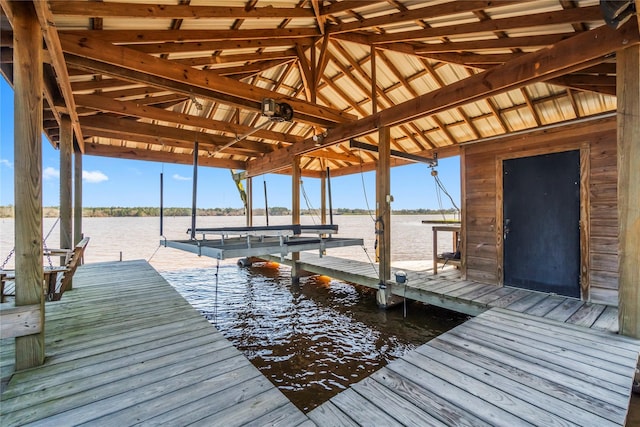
[0,159,12,169]
[43,167,59,180]
[173,174,191,181]
[83,170,109,183]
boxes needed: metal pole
[160,172,164,236]
[191,142,198,239]
[327,167,333,225]
[263,180,269,226]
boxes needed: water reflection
[163,262,468,412]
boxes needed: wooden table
[432,224,461,274]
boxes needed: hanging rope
[300,180,320,224]
[358,151,376,223]
[431,168,460,221]
[361,244,380,281]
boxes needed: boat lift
[160,98,363,262]
[162,224,363,261]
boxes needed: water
[1,215,468,411]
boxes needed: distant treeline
[0,205,457,218]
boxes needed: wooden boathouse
[1,0,639,424]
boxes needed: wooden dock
[270,254,619,332]
[308,307,640,426]
[0,260,311,426]
[2,259,638,426]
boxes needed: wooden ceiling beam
[414,34,574,53]
[320,1,379,17]
[84,142,246,170]
[59,33,355,126]
[173,49,297,68]
[127,38,314,55]
[79,115,272,155]
[328,0,526,35]
[64,57,346,129]
[71,78,141,93]
[211,58,295,78]
[28,1,85,151]
[83,128,253,157]
[60,28,319,44]
[370,5,603,44]
[330,43,433,150]
[74,93,301,146]
[49,2,314,19]
[247,20,639,176]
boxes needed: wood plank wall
[461,116,619,306]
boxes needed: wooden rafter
[126,38,314,55]
[85,142,245,169]
[247,20,640,176]
[369,6,603,44]
[60,28,320,44]
[74,94,302,145]
[173,49,298,68]
[49,2,314,19]
[328,0,527,35]
[59,33,355,126]
[80,114,269,155]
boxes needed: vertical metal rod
[326,167,334,225]
[191,142,198,239]
[160,172,164,236]
[263,180,269,226]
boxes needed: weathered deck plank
[0,260,309,426]
[281,254,619,331]
[311,308,640,426]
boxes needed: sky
[0,78,460,210]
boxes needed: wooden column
[617,43,640,338]
[376,126,392,307]
[74,149,83,245]
[246,177,253,227]
[59,115,73,262]
[13,1,45,369]
[291,157,301,283]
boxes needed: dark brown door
[503,150,580,298]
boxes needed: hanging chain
[1,217,61,270]
[1,248,15,270]
[42,239,54,268]
[43,217,60,268]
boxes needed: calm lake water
[1,215,468,411]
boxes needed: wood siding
[462,116,619,306]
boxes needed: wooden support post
[12,0,45,369]
[246,177,253,227]
[291,157,301,284]
[376,126,393,307]
[73,149,83,245]
[59,115,73,264]
[617,44,640,338]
